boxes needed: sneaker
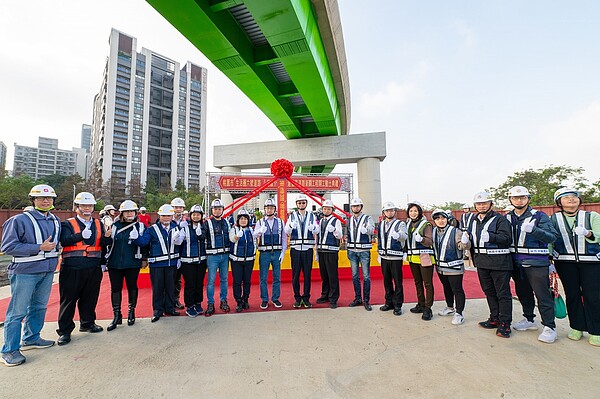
[21,338,55,351]
[293,300,302,308]
[513,318,538,331]
[349,298,363,307]
[175,301,185,310]
[568,329,583,341]
[438,307,455,316]
[409,305,424,314]
[243,300,250,310]
[452,313,465,325]
[301,300,312,308]
[220,301,230,313]
[496,322,511,338]
[272,300,283,308]
[538,326,557,343]
[421,308,433,321]
[330,302,338,309]
[478,318,499,329]
[316,297,329,304]
[1,351,26,367]
[205,303,215,317]
[260,301,269,310]
[186,307,198,318]
[194,304,204,315]
[235,302,244,313]
[589,335,600,347]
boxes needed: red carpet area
[1,266,486,322]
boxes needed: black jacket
[470,210,513,271]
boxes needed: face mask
[35,205,54,212]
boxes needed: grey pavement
[1,298,599,398]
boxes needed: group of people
[1,183,599,367]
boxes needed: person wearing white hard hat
[178,205,207,317]
[284,194,318,308]
[138,206,151,228]
[505,186,560,343]
[346,197,376,311]
[406,201,436,321]
[202,198,232,316]
[253,198,287,309]
[1,184,60,366]
[550,188,600,346]
[135,204,185,322]
[171,197,187,310]
[431,209,470,325]
[460,204,474,267]
[467,191,513,338]
[104,200,146,331]
[377,201,408,316]
[229,210,256,312]
[315,200,344,309]
[56,192,113,345]
[103,204,119,220]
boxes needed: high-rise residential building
[90,28,207,196]
[0,141,6,172]
[81,124,92,152]
[13,137,87,179]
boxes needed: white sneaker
[451,313,464,325]
[438,307,455,316]
[513,318,538,331]
[538,326,557,343]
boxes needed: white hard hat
[350,197,363,206]
[171,197,186,207]
[264,198,277,208]
[104,204,116,212]
[237,209,249,217]
[431,208,448,219]
[382,201,396,211]
[473,191,493,203]
[189,204,204,214]
[508,186,531,197]
[158,204,175,216]
[296,194,308,202]
[139,206,147,211]
[29,184,57,198]
[74,192,96,205]
[407,201,423,209]
[322,199,334,208]
[461,203,470,209]
[554,187,580,206]
[119,200,138,212]
[211,199,224,208]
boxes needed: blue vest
[505,209,549,259]
[205,218,230,254]
[377,219,404,258]
[257,218,283,251]
[468,214,510,255]
[346,214,372,250]
[317,216,340,252]
[433,226,464,273]
[289,212,316,246]
[180,223,207,263]
[406,218,434,255]
[147,222,180,267]
[106,220,144,269]
[552,210,600,262]
[230,228,256,261]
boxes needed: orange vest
[61,218,102,258]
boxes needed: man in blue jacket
[1,184,61,367]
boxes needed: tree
[126,177,144,205]
[54,174,85,210]
[0,175,36,209]
[429,201,466,211]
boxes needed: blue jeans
[348,250,371,302]
[2,272,54,353]
[259,250,281,302]
[206,254,229,304]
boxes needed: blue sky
[1,1,599,207]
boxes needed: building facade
[89,29,207,196]
[0,141,6,173]
[81,124,92,152]
[13,137,86,179]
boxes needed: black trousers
[231,260,254,302]
[555,260,600,335]
[437,273,466,314]
[477,268,512,324]
[381,258,404,308]
[180,261,207,308]
[108,268,140,311]
[57,266,103,335]
[174,267,183,303]
[318,251,340,303]
[512,264,555,328]
[409,262,435,309]
[149,266,176,316]
[290,248,313,302]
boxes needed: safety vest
[205,218,230,255]
[460,212,474,230]
[257,217,283,251]
[317,216,340,252]
[377,219,405,258]
[505,209,549,256]
[406,218,434,255]
[62,218,102,258]
[11,211,60,263]
[552,211,600,262]
[346,214,373,250]
[180,224,207,263]
[147,223,180,263]
[106,221,145,261]
[433,226,464,271]
[289,211,316,246]
[230,227,256,261]
[469,215,510,255]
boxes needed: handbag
[550,271,567,319]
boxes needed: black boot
[236,300,244,313]
[107,310,122,331]
[127,289,138,326]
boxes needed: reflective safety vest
[11,211,60,263]
[180,224,206,263]
[460,212,474,230]
[317,216,340,252]
[230,227,256,261]
[469,215,510,255]
[406,218,434,255]
[433,226,464,271]
[377,219,405,258]
[205,218,230,255]
[289,212,316,246]
[106,221,145,261]
[257,218,283,251]
[505,210,549,256]
[552,210,600,262]
[148,223,180,263]
[62,218,102,258]
[347,214,373,250]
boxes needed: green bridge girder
[146,0,350,174]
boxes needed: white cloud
[358,81,423,118]
[454,19,478,49]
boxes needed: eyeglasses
[35,196,54,201]
[297,201,307,204]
